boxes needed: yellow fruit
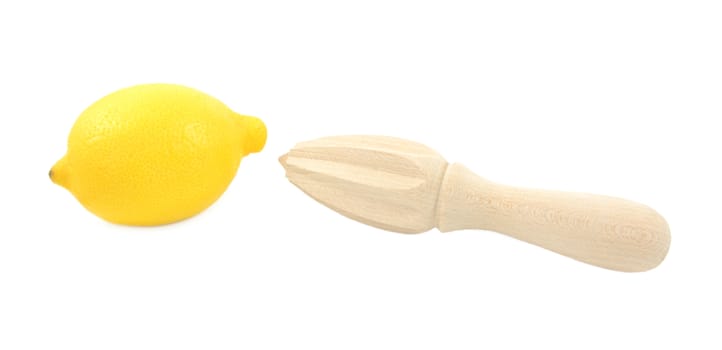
[50,84,266,226]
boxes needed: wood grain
[436,163,670,272]
[281,136,447,233]
[281,135,671,272]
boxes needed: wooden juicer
[279,135,670,272]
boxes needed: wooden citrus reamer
[279,135,670,272]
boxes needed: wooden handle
[436,163,671,272]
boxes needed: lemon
[50,84,266,226]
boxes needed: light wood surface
[437,163,670,272]
[280,135,670,272]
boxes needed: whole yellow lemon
[50,84,266,225]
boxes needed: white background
[1,1,720,349]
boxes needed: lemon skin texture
[50,84,266,226]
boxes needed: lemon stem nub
[237,115,267,155]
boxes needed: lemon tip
[49,157,70,189]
